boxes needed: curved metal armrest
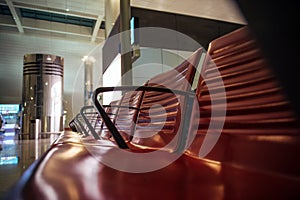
[80,106,101,139]
[92,85,196,149]
[73,113,90,137]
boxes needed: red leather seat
[186,26,300,177]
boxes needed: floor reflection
[0,128,59,197]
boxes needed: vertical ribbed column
[21,54,64,139]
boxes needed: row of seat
[70,47,203,151]
[4,26,300,200]
[85,26,300,176]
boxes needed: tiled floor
[0,128,59,198]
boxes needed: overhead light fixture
[66,8,70,12]
[81,56,88,61]
[82,56,96,63]
[46,55,52,61]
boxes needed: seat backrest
[186,27,300,175]
[113,90,145,141]
[129,48,202,150]
[99,99,124,139]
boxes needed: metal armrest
[80,106,101,139]
[74,113,90,136]
[92,85,195,150]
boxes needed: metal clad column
[21,54,64,139]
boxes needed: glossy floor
[0,128,59,198]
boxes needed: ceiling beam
[0,22,15,27]
[5,0,24,33]
[91,15,103,42]
[0,20,104,41]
